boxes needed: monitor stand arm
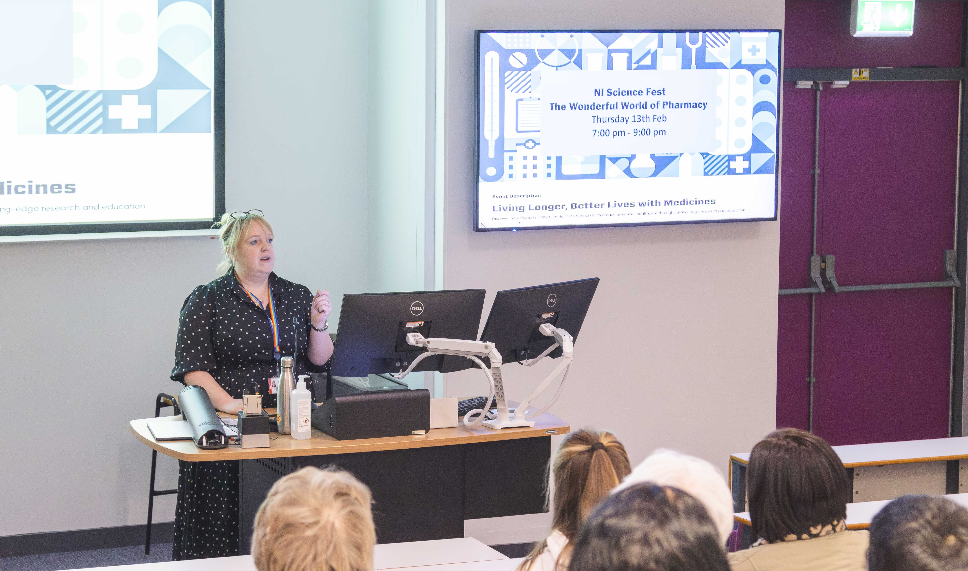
[395,334,533,429]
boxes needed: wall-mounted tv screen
[475,30,781,231]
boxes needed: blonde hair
[214,210,273,274]
[251,467,375,571]
[614,449,735,545]
[519,429,632,571]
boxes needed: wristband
[311,321,329,332]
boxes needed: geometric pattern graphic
[706,32,730,49]
[515,98,540,132]
[65,0,158,91]
[46,89,104,134]
[1,0,213,137]
[159,1,214,89]
[160,91,210,133]
[505,71,531,93]
[713,69,754,155]
[535,33,579,69]
[0,85,48,135]
[703,155,730,176]
[108,94,151,129]
[158,89,207,131]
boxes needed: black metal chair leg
[146,393,180,556]
[146,448,159,554]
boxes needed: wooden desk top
[131,411,570,462]
[730,436,968,468]
[734,493,968,530]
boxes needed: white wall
[367,0,436,296]
[0,0,370,537]
[442,0,783,545]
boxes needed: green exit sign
[850,0,914,38]
[851,0,915,37]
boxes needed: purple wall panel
[785,0,963,68]
[777,295,812,431]
[818,82,958,285]
[813,290,952,446]
[778,84,818,289]
[777,0,962,443]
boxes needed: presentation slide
[0,0,218,235]
[476,31,781,231]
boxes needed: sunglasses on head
[228,209,263,221]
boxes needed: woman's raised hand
[312,290,332,328]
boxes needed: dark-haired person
[169,210,335,560]
[568,483,731,571]
[728,428,868,571]
[867,494,968,571]
[517,429,632,571]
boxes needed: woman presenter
[170,209,334,560]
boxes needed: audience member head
[215,209,274,274]
[568,483,731,571]
[747,428,851,543]
[867,494,968,571]
[519,428,631,571]
[614,448,734,544]
[251,466,375,571]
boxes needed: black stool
[146,393,180,555]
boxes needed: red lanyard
[236,274,280,359]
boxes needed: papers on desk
[220,417,239,437]
[147,416,238,441]
[146,417,193,441]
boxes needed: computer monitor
[480,278,599,363]
[330,289,487,377]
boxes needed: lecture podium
[130,409,568,551]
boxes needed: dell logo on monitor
[547,294,557,307]
[410,301,425,316]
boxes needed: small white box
[430,397,459,429]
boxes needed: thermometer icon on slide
[483,51,500,158]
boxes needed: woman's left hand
[311,290,331,329]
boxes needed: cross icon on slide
[730,156,749,173]
[108,95,151,129]
[747,44,761,56]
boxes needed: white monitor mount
[390,323,574,430]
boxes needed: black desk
[131,411,568,547]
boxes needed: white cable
[389,351,435,380]
[459,355,498,427]
[390,349,498,427]
[521,364,571,419]
[510,325,574,424]
[521,342,559,367]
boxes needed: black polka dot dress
[169,271,325,560]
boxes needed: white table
[69,538,509,571]
[374,538,508,569]
[415,558,524,571]
[734,492,968,530]
[729,436,968,511]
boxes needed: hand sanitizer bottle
[290,375,312,440]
